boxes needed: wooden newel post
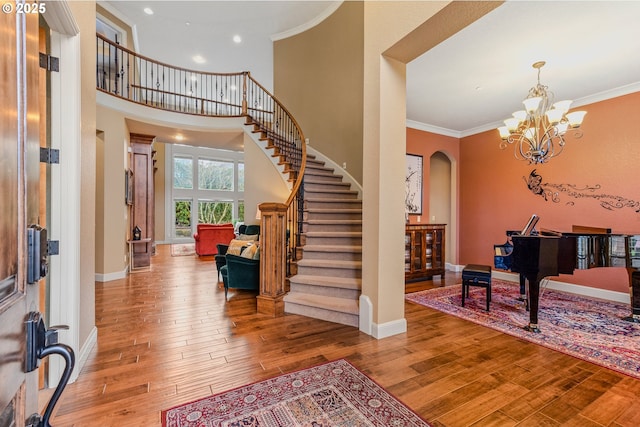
[257,202,288,316]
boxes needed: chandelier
[498,61,586,164]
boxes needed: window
[174,199,192,238]
[167,145,244,241]
[174,156,193,189]
[198,159,233,190]
[238,200,245,222]
[238,162,245,192]
[198,200,233,224]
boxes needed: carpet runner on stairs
[284,156,362,327]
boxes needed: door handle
[25,312,76,427]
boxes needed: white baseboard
[492,270,630,304]
[372,318,407,339]
[359,295,373,335]
[446,263,465,272]
[359,294,407,338]
[95,268,127,282]
[70,325,97,383]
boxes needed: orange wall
[406,127,459,224]
[459,91,640,292]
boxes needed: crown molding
[406,120,461,138]
[42,0,79,36]
[410,84,640,139]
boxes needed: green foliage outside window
[199,201,233,224]
[174,200,192,237]
[238,201,244,222]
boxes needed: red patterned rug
[406,279,640,379]
[162,359,430,426]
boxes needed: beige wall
[274,2,365,183]
[244,134,291,224]
[95,132,105,272]
[360,1,498,332]
[68,0,97,351]
[96,105,130,275]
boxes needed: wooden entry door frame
[0,1,43,422]
[41,1,88,386]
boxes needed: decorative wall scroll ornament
[524,169,640,213]
[405,154,423,215]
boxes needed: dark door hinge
[40,147,60,164]
[48,240,59,256]
[39,52,59,72]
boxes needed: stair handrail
[96,33,305,272]
[243,74,306,257]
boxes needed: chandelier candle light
[498,61,587,164]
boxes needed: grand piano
[510,217,640,332]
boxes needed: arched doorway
[429,151,454,267]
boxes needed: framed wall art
[405,154,423,215]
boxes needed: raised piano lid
[571,225,612,234]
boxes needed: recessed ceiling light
[143,7,153,15]
[192,55,206,64]
[185,22,191,26]
[233,35,242,44]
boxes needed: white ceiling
[101,1,640,146]
[407,1,640,137]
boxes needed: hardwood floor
[49,245,640,426]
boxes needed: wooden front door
[0,2,42,425]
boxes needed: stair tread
[306,188,357,194]
[289,274,362,288]
[306,219,362,224]
[306,197,360,201]
[304,231,362,237]
[284,293,359,314]
[303,244,362,252]
[306,208,362,213]
[304,164,335,175]
[297,259,362,268]
[304,178,348,185]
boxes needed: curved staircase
[284,156,362,327]
[96,34,363,328]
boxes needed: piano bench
[462,264,492,311]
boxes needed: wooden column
[257,202,288,316]
[129,133,155,270]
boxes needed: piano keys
[510,225,640,332]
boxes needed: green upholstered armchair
[220,253,260,300]
[215,224,260,281]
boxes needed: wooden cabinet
[405,224,445,282]
[129,133,155,270]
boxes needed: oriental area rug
[162,359,431,427]
[406,279,640,379]
[170,243,196,257]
